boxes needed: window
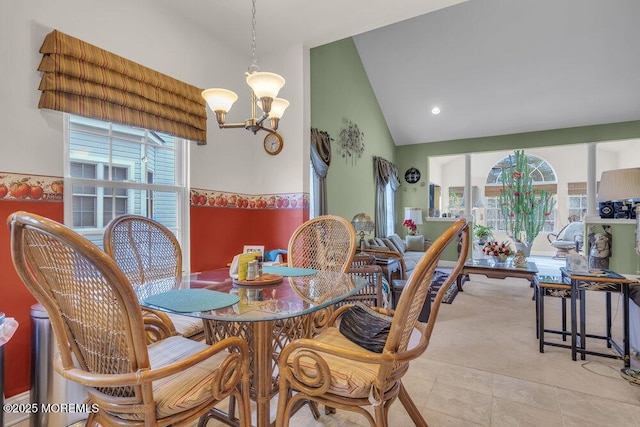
[568,195,587,220]
[485,195,556,232]
[65,115,189,253]
[485,153,557,233]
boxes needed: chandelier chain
[249,0,258,72]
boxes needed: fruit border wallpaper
[0,172,63,202]
[0,172,309,210]
[190,188,308,209]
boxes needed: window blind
[38,30,207,144]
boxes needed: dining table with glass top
[135,268,367,427]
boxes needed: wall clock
[263,132,283,155]
[404,167,421,184]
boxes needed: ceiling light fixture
[431,107,441,115]
[201,0,288,134]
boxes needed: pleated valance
[38,30,207,144]
[484,183,557,197]
[568,182,587,195]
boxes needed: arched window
[485,153,557,233]
[486,154,557,184]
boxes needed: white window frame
[70,158,135,229]
[63,114,191,271]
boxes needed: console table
[456,259,539,291]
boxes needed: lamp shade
[404,207,423,225]
[201,88,238,113]
[266,98,289,119]
[246,72,285,100]
[351,213,374,233]
[597,168,640,201]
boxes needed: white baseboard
[3,390,30,426]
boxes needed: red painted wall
[190,205,308,272]
[1,200,64,397]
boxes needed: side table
[374,257,402,283]
[560,267,635,368]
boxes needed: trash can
[1,312,6,427]
[30,304,88,427]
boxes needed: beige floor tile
[556,387,640,426]
[435,363,495,395]
[425,382,493,425]
[490,397,564,427]
[491,374,561,413]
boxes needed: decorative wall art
[404,167,421,184]
[337,119,365,165]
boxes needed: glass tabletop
[465,258,539,273]
[136,270,367,322]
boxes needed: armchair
[276,218,470,426]
[547,221,584,259]
[104,214,205,342]
[8,211,251,426]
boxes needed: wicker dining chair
[287,215,357,273]
[8,211,251,427]
[276,218,470,427]
[104,214,205,342]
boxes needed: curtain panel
[37,30,207,144]
[310,127,332,216]
[373,156,400,237]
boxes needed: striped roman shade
[38,30,207,144]
[568,182,587,195]
[484,183,557,197]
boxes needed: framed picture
[243,245,264,255]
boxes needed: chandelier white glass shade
[201,0,288,135]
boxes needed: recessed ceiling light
[431,107,441,115]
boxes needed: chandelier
[202,0,289,134]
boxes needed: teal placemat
[262,266,317,277]
[145,289,239,313]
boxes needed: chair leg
[398,382,427,427]
[308,401,321,419]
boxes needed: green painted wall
[311,37,640,270]
[310,38,395,222]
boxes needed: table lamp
[597,168,640,201]
[351,213,374,253]
[404,207,423,235]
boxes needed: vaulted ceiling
[155,0,640,146]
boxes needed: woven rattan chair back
[104,215,206,341]
[104,214,182,286]
[287,215,356,273]
[9,211,151,400]
[388,218,469,354]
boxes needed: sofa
[363,233,432,279]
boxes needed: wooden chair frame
[276,218,470,427]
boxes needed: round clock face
[264,132,283,155]
[404,167,421,184]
